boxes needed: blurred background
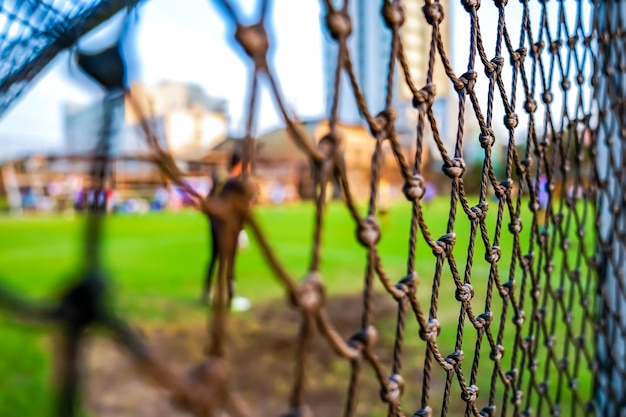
[0,0,599,416]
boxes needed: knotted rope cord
[1,0,626,416]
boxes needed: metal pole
[594,2,626,416]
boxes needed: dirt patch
[82,293,422,417]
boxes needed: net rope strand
[0,0,626,416]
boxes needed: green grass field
[0,199,596,416]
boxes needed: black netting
[0,0,136,115]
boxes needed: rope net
[1,0,625,416]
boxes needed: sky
[0,0,589,158]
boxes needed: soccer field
[0,199,593,416]
[0,199,499,313]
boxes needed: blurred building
[212,119,426,204]
[64,81,229,194]
[321,0,452,150]
[65,81,228,158]
[124,82,228,159]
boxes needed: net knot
[479,405,497,417]
[532,40,545,58]
[484,56,503,78]
[412,84,436,109]
[382,1,405,28]
[317,132,342,160]
[221,178,256,215]
[76,45,127,91]
[523,98,537,114]
[442,157,466,179]
[445,350,464,370]
[505,369,518,384]
[462,385,479,403]
[433,233,456,257]
[235,23,269,67]
[380,374,404,403]
[58,274,106,329]
[485,246,501,263]
[469,201,488,221]
[419,318,440,341]
[531,284,541,300]
[510,47,526,66]
[560,78,571,91]
[461,0,481,12]
[456,71,477,94]
[395,272,417,296]
[544,334,556,350]
[503,113,519,129]
[502,280,515,297]
[402,175,426,201]
[549,39,562,54]
[493,0,507,6]
[518,157,532,176]
[542,91,553,104]
[512,311,525,326]
[455,283,474,302]
[349,325,378,348]
[371,109,396,137]
[476,311,492,328]
[413,407,433,417]
[567,35,579,48]
[356,216,381,247]
[563,311,572,324]
[574,335,585,348]
[325,10,352,41]
[497,178,513,197]
[422,3,444,25]
[290,272,325,313]
[490,344,505,361]
[580,295,590,310]
[479,129,495,149]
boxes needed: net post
[594,3,626,416]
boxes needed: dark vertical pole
[594,2,626,416]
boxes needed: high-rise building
[322,0,451,147]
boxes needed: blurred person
[151,186,170,211]
[537,175,549,209]
[284,183,298,203]
[423,182,437,203]
[270,182,286,204]
[21,186,41,212]
[203,152,252,311]
[168,186,184,210]
[378,178,391,216]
